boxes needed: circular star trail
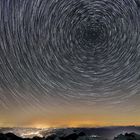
[0,0,140,107]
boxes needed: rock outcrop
[114,132,140,140]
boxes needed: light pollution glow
[0,100,140,128]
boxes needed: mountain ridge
[0,131,140,140]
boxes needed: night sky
[0,0,140,128]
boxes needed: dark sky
[0,0,140,128]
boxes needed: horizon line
[0,125,140,129]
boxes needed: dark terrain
[0,132,140,140]
[0,126,140,140]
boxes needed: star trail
[0,0,140,127]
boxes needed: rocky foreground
[0,132,140,140]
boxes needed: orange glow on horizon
[0,103,140,128]
[1,120,140,129]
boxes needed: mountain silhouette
[0,132,140,140]
[114,132,140,140]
